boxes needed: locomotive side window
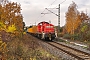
[46,26,53,28]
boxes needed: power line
[60,0,66,4]
[36,0,57,22]
[41,0,57,13]
[45,8,58,16]
[48,0,57,7]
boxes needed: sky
[10,0,90,26]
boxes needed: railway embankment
[0,33,60,60]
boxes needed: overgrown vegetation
[6,34,58,60]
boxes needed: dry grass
[0,34,61,60]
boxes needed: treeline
[60,2,90,41]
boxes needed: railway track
[47,41,90,60]
[28,34,90,60]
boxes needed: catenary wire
[36,0,57,23]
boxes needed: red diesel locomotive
[27,21,56,40]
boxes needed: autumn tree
[0,0,24,59]
[65,2,81,35]
[0,0,23,34]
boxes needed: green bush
[71,34,79,40]
[58,33,63,37]
[63,34,71,39]
[86,31,90,41]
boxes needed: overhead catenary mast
[58,4,60,32]
[45,5,60,32]
[41,0,66,33]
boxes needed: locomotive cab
[37,21,56,40]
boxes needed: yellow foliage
[23,32,26,34]
[0,40,3,45]
[7,24,16,33]
[0,40,7,52]
[46,54,50,57]
[30,57,36,60]
[65,2,81,34]
[0,22,6,30]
